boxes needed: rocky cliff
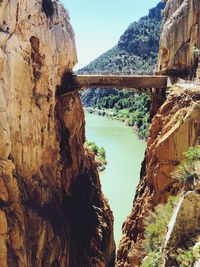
[116,86,200,266]
[163,188,200,266]
[0,1,115,266]
[157,0,200,77]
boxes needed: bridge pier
[150,90,166,118]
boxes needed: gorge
[85,112,146,246]
[0,0,200,267]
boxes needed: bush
[184,146,200,161]
[172,146,200,184]
[175,245,200,267]
[142,251,162,267]
[142,196,179,267]
[99,147,106,160]
[85,141,107,171]
[192,47,200,58]
[85,141,98,154]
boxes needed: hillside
[79,1,165,75]
[80,1,165,140]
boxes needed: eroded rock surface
[116,86,200,266]
[0,0,115,266]
[163,190,200,265]
[157,0,200,77]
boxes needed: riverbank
[84,107,148,140]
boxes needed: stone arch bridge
[61,73,169,116]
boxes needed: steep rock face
[0,1,115,266]
[157,0,200,77]
[163,189,200,265]
[116,86,200,266]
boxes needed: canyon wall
[163,189,200,265]
[116,86,200,266]
[157,0,200,77]
[0,0,115,266]
[116,1,200,265]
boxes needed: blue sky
[61,0,160,69]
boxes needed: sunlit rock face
[163,190,200,265]
[0,0,115,266]
[116,86,200,266]
[157,0,200,77]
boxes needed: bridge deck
[73,74,168,94]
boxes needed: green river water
[85,112,146,246]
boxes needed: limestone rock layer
[0,0,115,266]
[157,0,200,77]
[116,87,200,266]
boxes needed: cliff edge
[0,1,115,266]
[157,0,200,77]
[117,86,200,266]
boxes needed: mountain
[78,2,165,75]
[80,2,165,140]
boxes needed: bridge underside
[59,73,169,117]
[73,74,168,96]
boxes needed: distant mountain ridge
[78,1,165,75]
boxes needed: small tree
[192,47,200,58]
[99,147,106,160]
[192,47,200,82]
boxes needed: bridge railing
[76,71,152,76]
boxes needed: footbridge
[71,74,168,95]
[58,73,169,116]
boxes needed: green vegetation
[86,90,151,140]
[80,2,165,140]
[142,196,179,267]
[142,146,200,267]
[142,251,162,267]
[175,245,200,267]
[184,145,200,161]
[79,2,165,75]
[172,146,200,184]
[192,47,200,58]
[85,141,107,171]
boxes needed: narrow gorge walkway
[72,74,168,95]
[58,72,169,117]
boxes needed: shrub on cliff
[172,146,200,185]
[142,196,179,267]
[86,141,99,154]
[142,251,162,267]
[85,141,107,171]
[184,146,200,161]
[175,245,200,267]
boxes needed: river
[85,112,146,246]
